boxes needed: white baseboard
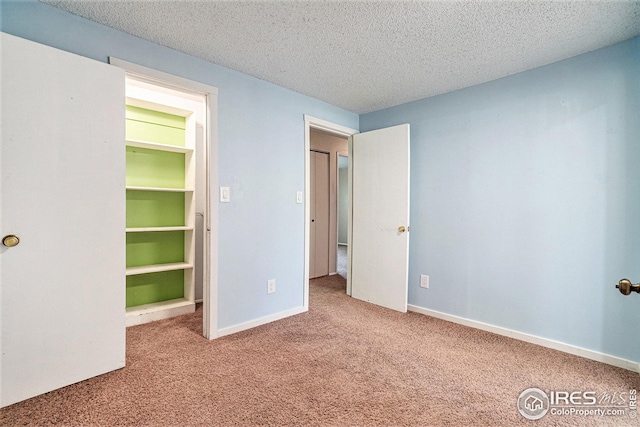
[408,304,640,374]
[217,305,308,338]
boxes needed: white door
[310,151,330,278]
[350,124,410,312]
[1,33,126,407]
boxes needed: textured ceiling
[41,1,640,114]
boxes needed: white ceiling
[42,1,640,114]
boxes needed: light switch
[220,186,230,203]
[296,191,303,204]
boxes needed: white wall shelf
[126,262,194,276]
[126,226,194,232]
[126,138,193,153]
[125,98,197,325]
[126,186,194,193]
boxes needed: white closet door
[351,124,410,312]
[310,151,330,278]
[310,150,317,277]
[1,33,125,407]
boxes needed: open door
[350,124,410,312]
[1,33,126,407]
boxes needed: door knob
[2,234,20,247]
[616,279,640,296]
[398,226,406,233]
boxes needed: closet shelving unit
[125,103,196,326]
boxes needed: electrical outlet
[420,274,429,289]
[267,279,276,294]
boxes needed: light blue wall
[0,0,358,329]
[361,37,640,362]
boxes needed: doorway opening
[305,116,410,314]
[309,129,348,279]
[111,57,219,339]
[303,116,358,309]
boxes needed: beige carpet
[1,275,638,426]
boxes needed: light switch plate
[220,186,230,203]
[296,191,303,204]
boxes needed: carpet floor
[2,275,638,426]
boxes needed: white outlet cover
[267,279,276,294]
[296,191,303,204]
[420,275,429,288]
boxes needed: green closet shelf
[126,269,184,308]
[126,139,193,153]
[126,186,194,192]
[125,298,192,314]
[126,147,185,189]
[126,105,186,147]
[124,100,194,320]
[126,230,184,268]
[126,105,186,129]
[127,226,193,232]
[126,190,186,228]
[126,262,193,276]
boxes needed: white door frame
[109,58,220,339]
[303,115,358,308]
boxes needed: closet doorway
[110,57,220,339]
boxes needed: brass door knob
[616,279,640,296]
[398,226,406,233]
[2,234,20,247]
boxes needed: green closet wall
[126,147,185,188]
[125,105,187,308]
[126,105,186,146]
[126,191,185,228]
